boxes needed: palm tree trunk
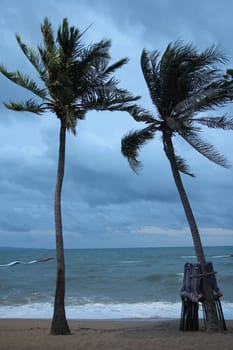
[163,131,219,332]
[50,119,71,335]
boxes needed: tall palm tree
[0,18,139,335]
[121,41,233,331]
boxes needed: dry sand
[0,319,233,350]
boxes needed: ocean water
[0,246,233,320]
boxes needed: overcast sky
[0,0,233,249]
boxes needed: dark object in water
[38,257,54,262]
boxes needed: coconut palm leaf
[179,129,229,167]
[4,99,45,114]
[0,65,47,99]
[72,40,111,81]
[173,82,232,119]
[57,18,79,54]
[80,86,139,112]
[41,17,56,53]
[16,35,46,80]
[141,49,160,108]
[103,58,129,77]
[157,42,197,115]
[127,105,158,123]
[157,43,229,117]
[194,115,233,129]
[174,155,194,177]
[121,126,156,172]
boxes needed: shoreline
[1,319,233,350]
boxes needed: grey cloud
[1,0,233,248]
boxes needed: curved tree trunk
[163,131,219,332]
[50,119,71,335]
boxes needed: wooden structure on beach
[180,262,226,331]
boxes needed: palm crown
[0,17,139,133]
[122,41,233,175]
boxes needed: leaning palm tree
[0,18,139,335]
[121,41,233,331]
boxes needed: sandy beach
[0,319,233,350]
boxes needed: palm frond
[127,104,159,123]
[80,86,139,112]
[4,99,45,114]
[78,67,120,95]
[37,20,60,77]
[65,105,87,127]
[172,80,232,118]
[196,45,228,66]
[16,35,46,80]
[65,109,78,135]
[73,108,87,120]
[155,41,229,117]
[68,40,113,95]
[41,17,56,54]
[158,41,194,115]
[174,155,194,177]
[78,40,111,70]
[194,115,233,130]
[103,58,129,77]
[57,18,82,61]
[179,130,229,168]
[37,43,61,84]
[0,65,47,99]
[141,49,160,108]
[121,126,155,172]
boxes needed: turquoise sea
[0,246,233,319]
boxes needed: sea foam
[1,301,233,320]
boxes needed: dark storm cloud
[81,0,233,49]
[63,149,178,207]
